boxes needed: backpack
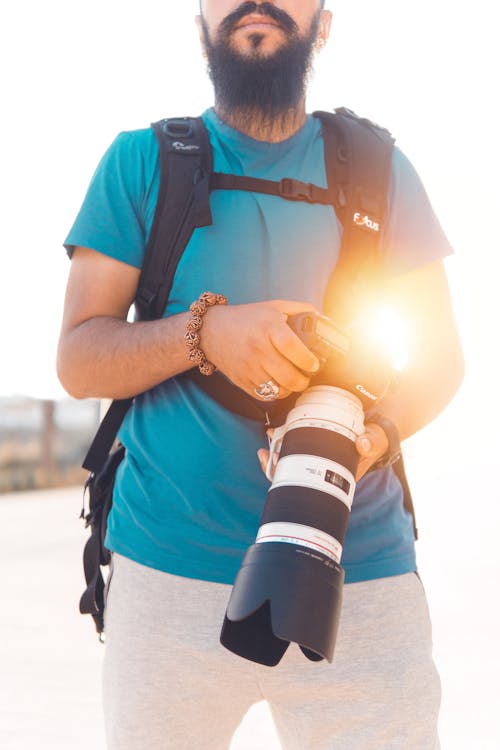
[78,108,414,636]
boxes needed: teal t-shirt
[65,108,453,584]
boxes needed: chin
[231,24,286,51]
[234,35,285,58]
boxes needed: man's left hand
[257,422,389,482]
[355,422,389,480]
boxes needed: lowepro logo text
[353,212,380,233]
[172,141,200,152]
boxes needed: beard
[200,2,320,131]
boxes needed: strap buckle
[279,178,315,203]
[162,119,193,138]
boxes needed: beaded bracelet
[184,291,228,376]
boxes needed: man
[58,1,464,748]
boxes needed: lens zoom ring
[261,486,350,543]
[279,428,359,475]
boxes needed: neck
[214,100,307,143]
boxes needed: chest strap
[210,173,335,206]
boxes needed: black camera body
[287,312,350,364]
[220,311,394,666]
[287,311,393,407]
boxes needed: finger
[271,300,319,317]
[252,373,292,401]
[264,342,319,391]
[355,424,390,480]
[356,424,388,459]
[251,362,298,400]
[227,365,292,401]
[356,435,373,456]
[257,447,278,479]
[270,326,321,375]
[263,353,313,392]
[257,448,269,475]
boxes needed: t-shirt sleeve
[64,129,159,268]
[382,146,453,275]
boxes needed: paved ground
[0,433,498,748]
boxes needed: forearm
[362,259,464,444]
[57,312,191,399]
[369,350,465,443]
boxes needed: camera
[219,312,394,666]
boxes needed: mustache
[218,2,299,37]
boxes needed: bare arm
[351,259,465,477]
[368,259,464,436]
[57,247,321,400]
[56,247,192,399]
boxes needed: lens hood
[220,541,344,666]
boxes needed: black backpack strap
[314,108,395,327]
[82,116,214,473]
[79,444,125,634]
[135,116,214,321]
[80,398,130,636]
[392,454,418,540]
[315,110,416,538]
[82,398,131,473]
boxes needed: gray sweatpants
[103,553,441,750]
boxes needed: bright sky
[1,0,497,451]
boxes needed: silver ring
[254,379,280,401]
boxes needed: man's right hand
[57,248,321,401]
[201,300,321,400]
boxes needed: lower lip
[236,22,280,32]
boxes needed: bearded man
[58,2,463,748]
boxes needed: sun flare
[368,306,408,371]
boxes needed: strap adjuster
[162,119,193,138]
[279,178,315,203]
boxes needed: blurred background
[0,1,498,748]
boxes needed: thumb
[257,448,269,475]
[271,299,318,317]
[356,435,372,455]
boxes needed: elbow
[56,343,89,400]
[56,366,87,401]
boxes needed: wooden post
[40,399,56,485]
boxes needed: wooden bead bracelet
[184,291,228,375]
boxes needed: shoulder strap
[82,116,214,474]
[316,110,416,536]
[315,108,394,326]
[136,116,214,321]
[82,398,131,473]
